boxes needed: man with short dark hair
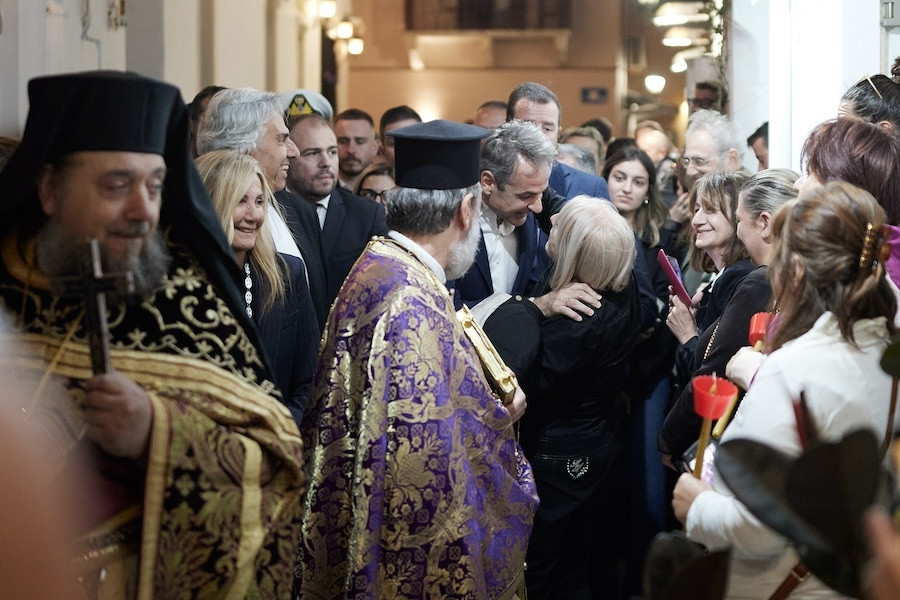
[474,99,508,129]
[690,80,728,113]
[378,104,421,167]
[187,84,225,157]
[299,119,538,598]
[0,71,303,598]
[287,114,387,304]
[334,108,380,191]
[747,121,769,171]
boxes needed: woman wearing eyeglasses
[355,163,395,208]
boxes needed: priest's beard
[37,222,172,302]
[444,210,482,280]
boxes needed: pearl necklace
[244,261,253,318]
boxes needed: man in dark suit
[448,120,557,309]
[287,113,388,305]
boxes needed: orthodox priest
[298,120,539,599]
[0,71,304,598]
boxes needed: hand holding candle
[712,313,771,437]
[692,374,738,479]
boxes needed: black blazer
[256,253,321,427]
[483,279,642,452]
[274,189,329,327]
[658,265,771,457]
[448,212,549,310]
[320,186,388,303]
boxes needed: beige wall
[344,0,632,134]
[346,67,620,130]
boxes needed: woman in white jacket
[672,181,897,599]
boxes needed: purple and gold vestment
[299,237,538,599]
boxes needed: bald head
[635,129,671,163]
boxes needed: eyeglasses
[679,155,711,168]
[688,97,718,110]
[359,188,390,202]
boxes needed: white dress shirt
[479,204,519,294]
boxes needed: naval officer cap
[388,119,490,190]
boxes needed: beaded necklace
[243,261,253,318]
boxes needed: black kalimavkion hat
[388,119,490,190]
[0,70,274,378]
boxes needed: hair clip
[866,75,884,100]
[859,223,890,275]
[859,222,876,271]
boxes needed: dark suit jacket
[448,212,549,310]
[548,161,610,201]
[320,186,389,303]
[256,253,321,426]
[274,189,329,327]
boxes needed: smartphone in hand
[656,249,692,307]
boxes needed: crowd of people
[2,62,900,600]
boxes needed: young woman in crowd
[354,163,395,208]
[195,150,320,425]
[673,181,896,598]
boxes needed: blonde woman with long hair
[195,150,320,424]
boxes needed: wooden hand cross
[52,239,135,375]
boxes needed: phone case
[656,249,692,307]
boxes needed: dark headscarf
[0,70,273,377]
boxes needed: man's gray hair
[558,144,596,174]
[685,109,746,159]
[196,88,283,156]
[480,120,557,188]
[385,183,481,237]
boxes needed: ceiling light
[644,74,667,95]
[653,1,709,27]
[318,0,337,20]
[662,36,693,47]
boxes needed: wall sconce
[644,74,667,95]
[347,37,365,55]
[318,0,337,20]
[335,17,354,39]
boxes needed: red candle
[692,374,739,479]
[749,312,772,351]
[693,374,738,419]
